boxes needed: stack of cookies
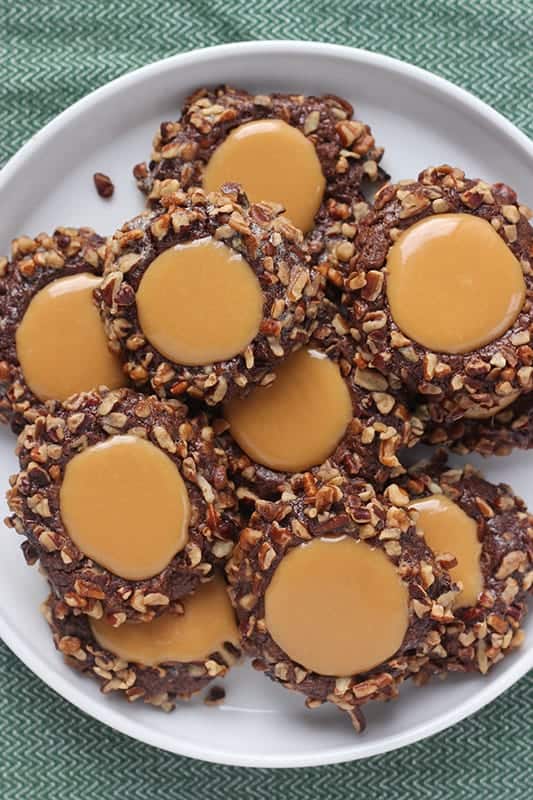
[1,86,532,730]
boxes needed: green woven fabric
[1,0,532,795]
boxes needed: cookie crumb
[93,172,114,199]
[204,685,226,706]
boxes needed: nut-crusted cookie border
[226,470,457,731]
[313,303,425,486]
[98,184,322,406]
[6,388,241,624]
[403,459,532,676]
[0,228,108,433]
[133,85,385,210]
[421,394,533,456]
[345,165,533,419]
[307,196,372,295]
[44,591,241,710]
[222,304,424,500]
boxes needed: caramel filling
[203,119,326,233]
[386,214,526,354]
[16,273,124,402]
[60,435,190,580]
[90,575,239,665]
[464,390,520,420]
[224,348,353,473]
[411,494,483,608]
[136,237,263,366]
[265,536,409,676]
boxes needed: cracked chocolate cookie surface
[343,165,533,420]
[98,185,323,406]
[44,577,241,710]
[421,393,533,455]
[134,85,385,211]
[403,459,532,676]
[7,388,241,624]
[227,470,458,731]
[0,228,113,433]
[223,302,424,499]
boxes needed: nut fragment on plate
[134,85,385,222]
[97,183,323,406]
[226,470,458,731]
[93,172,115,199]
[6,387,241,624]
[222,300,424,499]
[0,227,124,433]
[43,572,241,710]
[403,457,532,678]
[343,165,533,421]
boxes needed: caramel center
[136,237,263,366]
[90,575,239,665]
[386,214,526,354]
[60,435,190,580]
[265,536,409,676]
[224,348,353,473]
[203,119,326,233]
[411,494,483,608]
[16,273,124,402]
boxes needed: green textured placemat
[0,0,532,796]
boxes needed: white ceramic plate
[0,41,532,769]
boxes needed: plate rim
[0,39,532,769]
